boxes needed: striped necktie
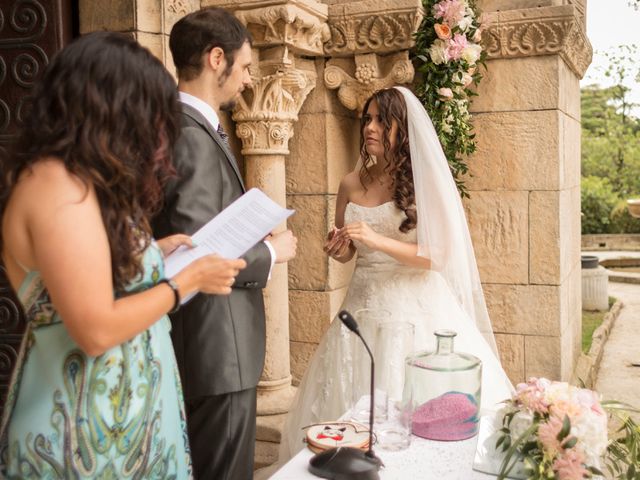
[216,123,230,149]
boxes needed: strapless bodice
[344,201,416,270]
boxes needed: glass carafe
[404,330,482,441]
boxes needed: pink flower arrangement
[415,0,487,194]
[427,1,483,68]
[496,378,608,480]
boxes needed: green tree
[581,45,640,233]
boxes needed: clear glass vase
[404,329,482,441]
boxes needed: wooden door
[0,0,75,417]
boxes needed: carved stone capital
[324,52,414,113]
[210,0,329,56]
[482,4,592,78]
[325,0,423,57]
[233,52,316,155]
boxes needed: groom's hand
[268,230,298,263]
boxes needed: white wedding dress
[279,201,514,461]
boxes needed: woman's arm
[323,175,356,263]
[18,160,244,357]
[339,221,431,269]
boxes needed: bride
[279,86,513,460]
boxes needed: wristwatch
[159,278,181,314]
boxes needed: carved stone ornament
[324,52,414,113]
[325,0,423,57]
[232,53,316,155]
[482,4,592,79]
[166,0,189,16]
[235,1,330,56]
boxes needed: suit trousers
[186,388,257,480]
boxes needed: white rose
[458,15,473,32]
[572,410,608,464]
[510,411,534,440]
[461,43,482,64]
[429,39,448,65]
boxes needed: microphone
[338,310,376,459]
[308,310,383,479]
[338,310,359,333]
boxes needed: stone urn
[627,199,640,218]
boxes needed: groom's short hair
[169,7,252,81]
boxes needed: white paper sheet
[163,188,294,303]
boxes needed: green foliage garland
[413,0,486,197]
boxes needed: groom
[153,7,297,479]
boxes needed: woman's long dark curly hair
[359,88,416,233]
[0,32,180,291]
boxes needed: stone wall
[79,0,200,72]
[468,1,590,382]
[582,234,640,251]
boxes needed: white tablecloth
[270,434,496,480]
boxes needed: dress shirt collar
[178,91,220,131]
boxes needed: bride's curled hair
[359,88,416,233]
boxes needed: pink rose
[434,23,452,40]
[437,87,453,101]
[445,33,468,61]
[514,379,549,414]
[433,0,466,26]
[553,448,589,480]
[472,28,483,43]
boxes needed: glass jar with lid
[403,329,481,441]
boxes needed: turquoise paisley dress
[0,242,192,479]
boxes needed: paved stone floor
[595,280,640,413]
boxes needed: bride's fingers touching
[334,238,351,257]
[342,222,379,249]
[324,234,343,253]
[326,239,345,257]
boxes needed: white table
[270,434,497,480]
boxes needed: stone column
[204,0,329,466]
[466,1,592,382]
[78,0,199,70]
[233,60,316,427]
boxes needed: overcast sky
[582,0,640,115]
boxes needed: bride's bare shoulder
[338,170,361,196]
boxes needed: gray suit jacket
[153,103,270,399]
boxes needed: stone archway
[48,0,592,468]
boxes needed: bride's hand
[324,227,352,258]
[340,222,382,250]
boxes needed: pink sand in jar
[411,391,479,441]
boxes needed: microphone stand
[308,310,383,479]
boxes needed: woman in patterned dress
[0,32,245,479]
